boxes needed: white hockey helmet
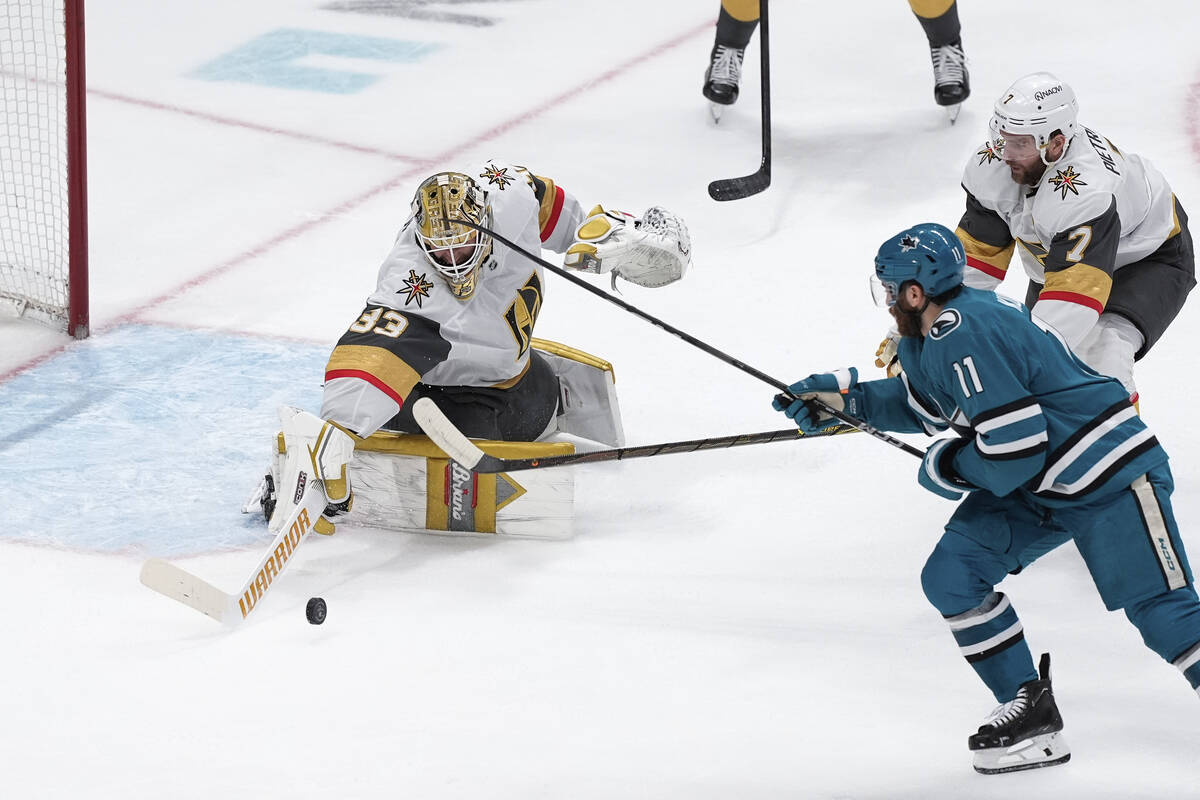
[411,171,494,300]
[989,72,1079,165]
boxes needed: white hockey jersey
[957,126,1181,347]
[321,160,586,437]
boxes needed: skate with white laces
[969,653,1071,774]
[929,39,970,123]
[703,43,745,123]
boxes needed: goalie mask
[411,172,494,300]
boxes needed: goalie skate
[969,653,1071,775]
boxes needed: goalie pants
[382,350,559,441]
[919,463,1200,702]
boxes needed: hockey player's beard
[890,302,925,338]
[1007,160,1047,187]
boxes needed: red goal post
[1,0,88,338]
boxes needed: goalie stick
[445,216,925,460]
[413,397,855,472]
[139,479,327,625]
[707,0,771,201]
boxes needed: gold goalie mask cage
[411,172,494,299]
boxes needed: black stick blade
[708,168,771,201]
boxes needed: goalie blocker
[247,338,623,539]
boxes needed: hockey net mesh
[0,0,71,329]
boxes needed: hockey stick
[139,481,327,625]
[413,397,855,472]
[446,216,924,460]
[708,0,771,201]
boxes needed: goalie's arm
[321,305,451,438]
[501,166,587,253]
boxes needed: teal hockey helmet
[871,223,965,306]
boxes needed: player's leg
[1068,464,1200,696]
[703,0,759,107]
[1099,199,1196,402]
[532,338,625,447]
[921,492,1072,773]
[909,0,968,109]
[922,492,1070,699]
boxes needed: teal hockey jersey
[855,287,1165,506]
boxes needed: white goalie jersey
[319,161,587,437]
[367,160,586,388]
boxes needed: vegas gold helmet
[411,172,494,299]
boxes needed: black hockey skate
[969,653,1071,774]
[703,43,744,122]
[929,39,969,123]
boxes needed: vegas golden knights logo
[505,271,543,357]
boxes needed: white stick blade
[413,397,485,469]
[140,558,234,624]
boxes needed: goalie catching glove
[564,205,691,288]
[772,368,864,434]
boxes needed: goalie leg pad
[532,338,625,447]
[269,406,357,535]
[347,433,576,539]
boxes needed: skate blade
[973,731,1071,775]
[945,103,963,125]
[708,102,724,124]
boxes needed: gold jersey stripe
[908,0,956,19]
[325,344,422,404]
[1042,262,1113,308]
[721,0,760,22]
[956,227,1016,274]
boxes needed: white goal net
[0,0,88,337]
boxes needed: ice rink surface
[3,1,1200,796]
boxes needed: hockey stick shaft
[707,0,771,201]
[413,397,856,472]
[439,219,923,459]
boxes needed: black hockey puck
[306,597,327,625]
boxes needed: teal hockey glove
[772,368,863,434]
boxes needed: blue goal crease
[0,324,327,557]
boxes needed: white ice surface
[3,1,1200,797]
